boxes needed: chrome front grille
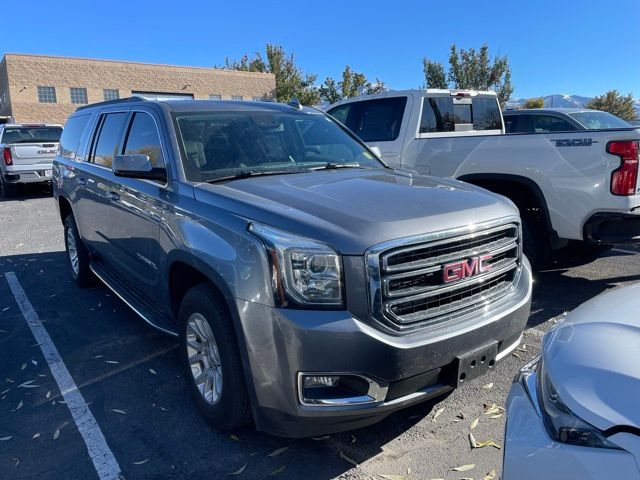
[366,219,521,331]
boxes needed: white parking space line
[4,272,122,480]
[612,247,639,255]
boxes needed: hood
[544,283,640,431]
[193,168,518,255]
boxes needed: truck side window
[327,104,351,126]
[420,97,502,133]
[123,112,165,168]
[91,113,128,168]
[59,114,91,161]
[533,115,576,133]
[504,115,519,133]
[353,97,407,142]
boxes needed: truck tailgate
[9,143,58,166]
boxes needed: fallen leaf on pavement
[226,462,247,476]
[21,363,26,370]
[310,435,330,441]
[133,459,149,465]
[0,436,12,441]
[483,469,497,480]
[339,451,359,468]
[490,414,503,419]
[432,407,444,421]
[112,409,126,414]
[469,432,477,448]
[452,464,475,472]
[105,360,119,364]
[482,382,494,390]
[15,400,23,410]
[470,418,478,430]
[45,391,51,399]
[149,369,157,375]
[269,466,286,476]
[230,434,240,441]
[267,447,288,457]
[53,429,60,440]
[33,433,40,438]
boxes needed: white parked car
[0,123,62,197]
[504,283,640,479]
[327,90,640,268]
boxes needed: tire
[0,176,17,198]
[521,214,549,271]
[179,284,251,431]
[63,214,93,287]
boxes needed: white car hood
[544,283,640,432]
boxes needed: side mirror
[369,146,382,158]
[113,154,166,182]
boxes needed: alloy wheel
[186,313,223,405]
[66,227,79,275]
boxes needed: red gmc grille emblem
[443,255,493,283]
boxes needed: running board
[90,261,178,336]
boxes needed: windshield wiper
[309,162,365,171]
[205,168,308,184]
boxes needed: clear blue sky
[3,0,639,99]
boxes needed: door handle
[107,191,120,202]
[77,176,87,186]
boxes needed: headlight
[249,223,343,307]
[536,358,620,449]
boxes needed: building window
[209,94,221,100]
[103,89,119,101]
[70,87,88,104]
[231,95,243,101]
[252,96,264,102]
[37,86,57,103]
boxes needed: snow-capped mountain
[507,94,640,119]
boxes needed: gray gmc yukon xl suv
[53,97,532,437]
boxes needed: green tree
[422,58,447,89]
[421,44,513,106]
[222,44,320,105]
[524,97,544,109]
[585,90,638,121]
[319,66,386,103]
[447,44,512,106]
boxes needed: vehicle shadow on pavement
[0,183,52,202]
[0,250,444,480]
[528,253,640,329]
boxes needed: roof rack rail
[75,96,148,111]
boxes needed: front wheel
[179,284,251,431]
[0,176,17,198]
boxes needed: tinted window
[92,113,128,168]
[123,113,164,168]
[533,115,576,133]
[420,97,502,133]
[568,111,631,130]
[2,126,62,143]
[504,114,519,133]
[175,111,382,182]
[472,98,502,130]
[504,114,535,133]
[353,97,407,142]
[327,104,351,125]
[59,115,90,160]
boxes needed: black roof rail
[75,96,148,111]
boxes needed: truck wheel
[63,215,93,287]
[0,176,17,198]
[179,284,251,431]
[521,216,548,271]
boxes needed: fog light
[298,373,388,407]
[303,375,340,388]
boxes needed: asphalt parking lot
[1,186,640,480]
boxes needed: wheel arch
[58,195,74,224]
[458,173,559,245]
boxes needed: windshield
[2,126,62,144]
[175,110,384,182]
[568,111,632,130]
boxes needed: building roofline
[1,52,274,77]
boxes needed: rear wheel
[0,176,17,198]
[64,214,93,287]
[179,284,251,431]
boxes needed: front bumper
[504,382,640,480]
[236,259,532,437]
[584,210,640,244]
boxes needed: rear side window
[123,112,164,168]
[533,115,576,133]
[59,115,91,160]
[91,113,128,168]
[352,97,407,142]
[327,104,351,125]
[419,97,502,133]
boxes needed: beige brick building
[0,53,276,124]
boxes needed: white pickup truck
[327,90,640,267]
[0,123,63,197]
